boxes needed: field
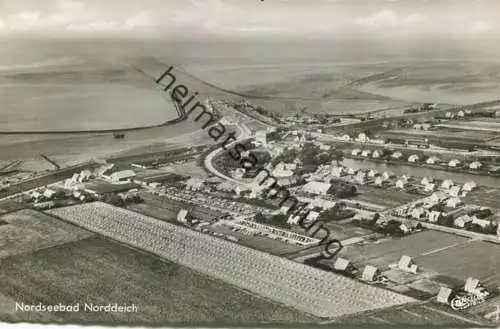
[382,128,495,143]
[48,202,416,318]
[350,185,420,209]
[436,119,500,132]
[464,186,500,209]
[416,240,500,288]
[0,209,94,259]
[337,230,469,269]
[0,236,314,324]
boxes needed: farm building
[436,287,453,304]
[351,149,362,156]
[362,265,380,282]
[448,159,461,168]
[429,191,447,204]
[347,167,356,175]
[368,169,377,178]
[355,172,366,185]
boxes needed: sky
[0,0,499,39]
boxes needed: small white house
[428,211,441,223]
[396,179,406,189]
[441,180,454,190]
[408,154,420,163]
[472,217,491,228]
[446,197,462,209]
[368,169,378,178]
[448,159,461,168]
[463,181,477,192]
[372,150,382,159]
[411,207,425,219]
[421,177,434,186]
[374,176,384,186]
[351,148,362,156]
[449,185,461,197]
[469,161,483,170]
[455,215,473,228]
[361,149,372,157]
[424,183,436,192]
[391,151,403,160]
[426,156,439,165]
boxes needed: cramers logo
[450,295,485,311]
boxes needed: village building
[302,181,332,195]
[446,197,462,209]
[398,255,418,274]
[437,287,453,304]
[441,179,454,190]
[411,207,426,219]
[469,161,483,170]
[110,170,136,183]
[426,156,440,164]
[448,159,461,167]
[424,183,436,192]
[421,177,434,186]
[396,179,406,189]
[374,176,384,186]
[361,265,380,282]
[428,211,441,223]
[472,217,491,228]
[356,133,369,143]
[361,149,372,157]
[331,166,344,178]
[333,258,355,272]
[368,169,378,178]
[351,149,362,156]
[372,150,382,159]
[382,171,392,180]
[463,181,477,192]
[408,154,420,163]
[455,214,473,228]
[449,185,461,197]
[391,151,403,160]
